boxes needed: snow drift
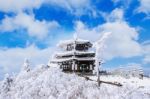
[0,64,150,99]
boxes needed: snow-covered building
[50,35,95,74]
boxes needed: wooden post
[97,63,100,87]
[94,32,112,87]
[95,48,101,87]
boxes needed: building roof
[55,50,95,57]
[57,38,92,48]
[51,57,95,63]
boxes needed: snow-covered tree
[128,63,144,79]
[0,74,14,98]
[0,64,149,99]
[93,32,111,86]
[21,58,30,72]
[94,32,111,76]
[111,64,144,79]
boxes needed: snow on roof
[55,50,95,57]
[51,57,95,63]
[57,38,91,48]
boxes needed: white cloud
[74,21,101,41]
[105,8,124,22]
[112,0,150,19]
[99,21,142,60]
[112,0,132,9]
[0,0,43,13]
[0,45,55,77]
[137,0,150,15]
[0,0,95,17]
[142,42,150,64]
[143,56,150,64]
[0,13,60,39]
[75,9,142,60]
[46,0,95,16]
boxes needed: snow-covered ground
[0,65,150,99]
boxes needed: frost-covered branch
[94,32,112,76]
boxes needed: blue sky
[0,0,150,79]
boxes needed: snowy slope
[0,65,150,99]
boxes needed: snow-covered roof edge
[57,38,92,48]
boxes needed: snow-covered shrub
[111,64,144,79]
[0,64,149,99]
[0,74,14,98]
